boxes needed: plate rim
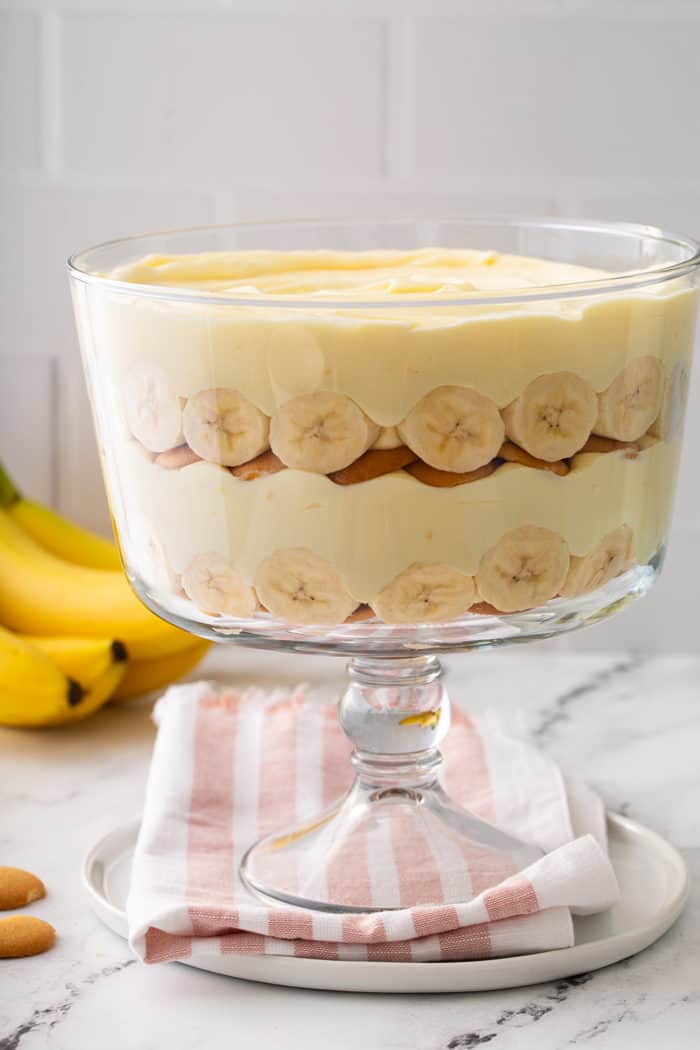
[82,811,689,982]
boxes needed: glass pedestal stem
[241,655,542,912]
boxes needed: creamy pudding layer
[92,249,696,422]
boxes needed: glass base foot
[241,775,542,912]
[240,657,542,913]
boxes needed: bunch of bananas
[0,463,210,727]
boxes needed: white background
[1,0,699,651]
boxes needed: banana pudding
[76,248,696,628]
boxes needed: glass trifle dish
[70,219,699,912]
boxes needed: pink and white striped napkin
[127,682,619,964]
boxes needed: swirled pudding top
[110,248,607,299]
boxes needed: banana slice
[122,362,183,453]
[476,525,570,613]
[398,386,504,473]
[254,548,357,625]
[560,525,634,598]
[595,356,663,442]
[182,388,269,466]
[182,553,257,616]
[502,372,597,461]
[270,392,378,474]
[371,563,477,624]
[650,362,689,442]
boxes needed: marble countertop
[1,646,698,1050]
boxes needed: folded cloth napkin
[127,682,619,964]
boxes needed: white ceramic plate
[82,813,688,993]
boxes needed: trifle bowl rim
[68,214,700,311]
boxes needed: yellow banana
[0,627,127,727]
[0,509,195,661]
[18,635,128,686]
[41,659,126,726]
[0,626,130,727]
[0,461,121,571]
[111,640,211,701]
[0,626,82,726]
[24,633,210,702]
[31,661,127,727]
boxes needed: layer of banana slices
[121,357,671,485]
[168,521,636,628]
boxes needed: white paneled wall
[1,0,699,649]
